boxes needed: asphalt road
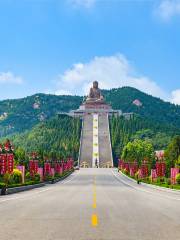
[1,168,180,240]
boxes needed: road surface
[1,168,180,240]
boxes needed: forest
[0,86,180,167]
[109,114,180,166]
[6,115,81,167]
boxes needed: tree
[164,135,180,174]
[121,139,154,167]
[14,147,28,166]
[109,114,176,166]
[10,116,81,161]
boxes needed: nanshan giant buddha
[86,81,105,103]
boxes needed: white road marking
[61,171,79,184]
[0,188,50,203]
[111,169,180,201]
[0,171,78,204]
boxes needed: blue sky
[0,0,180,103]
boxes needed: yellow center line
[92,214,98,227]
[92,202,97,209]
[91,175,98,227]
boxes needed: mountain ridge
[0,86,180,137]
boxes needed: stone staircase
[79,114,93,168]
[79,113,113,168]
[98,114,113,168]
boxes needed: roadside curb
[46,170,74,184]
[141,181,180,193]
[118,170,180,194]
[1,170,74,195]
[118,170,137,183]
[5,183,46,195]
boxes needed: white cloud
[171,89,180,104]
[54,54,168,100]
[69,0,96,8]
[0,71,23,84]
[155,0,180,21]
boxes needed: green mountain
[103,87,180,129]
[0,87,179,165]
[0,94,82,137]
[110,114,175,166]
[0,87,180,138]
[11,115,81,162]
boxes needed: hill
[0,87,180,138]
[0,94,82,137]
[10,115,81,162]
[103,87,180,129]
[7,113,177,167]
[109,114,177,166]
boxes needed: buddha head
[93,81,99,89]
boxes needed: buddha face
[93,81,98,89]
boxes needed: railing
[107,114,114,167]
[78,118,84,168]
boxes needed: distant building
[58,81,134,119]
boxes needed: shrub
[161,177,165,183]
[3,173,11,186]
[9,174,15,185]
[149,176,154,183]
[0,174,3,182]
[123,169,128,175]
[8,183,22,188]
[44,174,52,181]
[165,178,171,185]
[55,173,60,178]
[12,169,22,184]
[25,172,31,181]
[147,176,151,183]
[24,181,37,186]
[0,182,6,189]
[25,171,41,182]
[176,173,180,184]
[156,177,165,184]
[34,173,40,182]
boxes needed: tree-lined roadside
[118,136,180,189]
[0,115,81,194]
[110,115,179,166]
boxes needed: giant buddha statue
[86,81,105,104]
